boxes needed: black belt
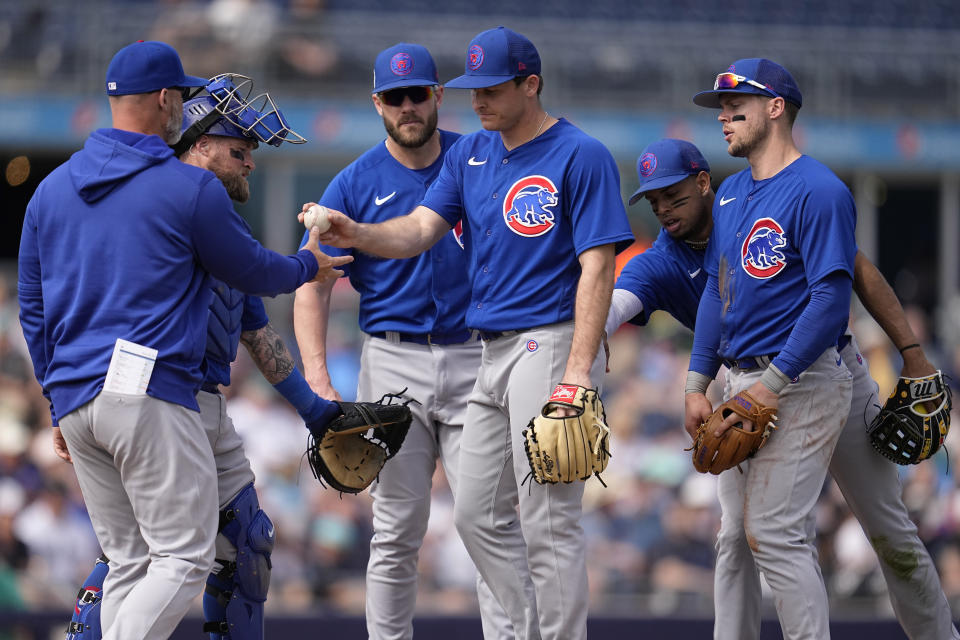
[478,329,524,341]
[721,354,778,371]
[200,381,221,394]
[837,334,852,351]
[368,329,476,346]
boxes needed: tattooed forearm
[240,323,296,384]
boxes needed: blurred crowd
[2,269,960,622]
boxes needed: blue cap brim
[373,77,438,94]
[183,74,210,88]
[628,173,694,205]
[445,74,515,89]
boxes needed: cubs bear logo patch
[639,152,658,177]
[503,175,558,237]
[390,52,413,76]
[468,45,484,70]
[741,217,787,279]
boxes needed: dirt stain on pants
[871,535,918,581]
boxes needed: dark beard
[220,173,250,203]
[384,109,438,149]
[207,155,251,203]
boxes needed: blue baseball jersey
[421,118,634,331]
[704,155,856,359]
[303,130,470,336]
[615,229,707,332]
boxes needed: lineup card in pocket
[103,339,158,395]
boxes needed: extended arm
[239,322,297,384]
[293,278,342,401]
[240,322,341,428]
[312,205,452,259]
[562,244,617,389]
[604,289,644,338]
[853,251,935,377]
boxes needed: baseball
[303,204,330,233]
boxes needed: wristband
[759,364,791,395]
[898,343,920,354]
[685,371,713,395]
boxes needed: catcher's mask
[173,73,306,156]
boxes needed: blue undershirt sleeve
[771,270,852,380]
[689,272,722,378]
[273,370,341,425]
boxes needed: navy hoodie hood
[70,128,174,203]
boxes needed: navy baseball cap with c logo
[373,43,440,94]
[628,139,710,205]
[105,41,207,96]
[693,58,802,109]
[445,26,541,89]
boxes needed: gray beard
[164,109,183,146]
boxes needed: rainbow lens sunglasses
[379,86,435,107]
[713,73,779,99]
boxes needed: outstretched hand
[301,226,353,284]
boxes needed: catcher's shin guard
[203,483,274,640]
[66,554,109,640]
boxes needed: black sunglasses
[168,86,197,101]
[378,85,434,107]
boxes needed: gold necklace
[684,238,709,251]
[531,112,549,141]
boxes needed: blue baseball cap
[373,43,440,94]
[445,26,541,89]
[105,41,207,96]
[693,58,802,109]
[628,139,710,205]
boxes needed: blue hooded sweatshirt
[18,128,319,423]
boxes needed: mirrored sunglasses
[713,73,779,98]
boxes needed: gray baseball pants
[714,336,959,639]
[196,388,257,563]
[714,348,852,640]
[454,321,605,640]
[59,391,218,640]
[359,334,512,640]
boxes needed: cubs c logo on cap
[741,217,788,279]
[391,52,413,76]
[468,45,484,70]
[503,175,558,237]
[639,152,658,177]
